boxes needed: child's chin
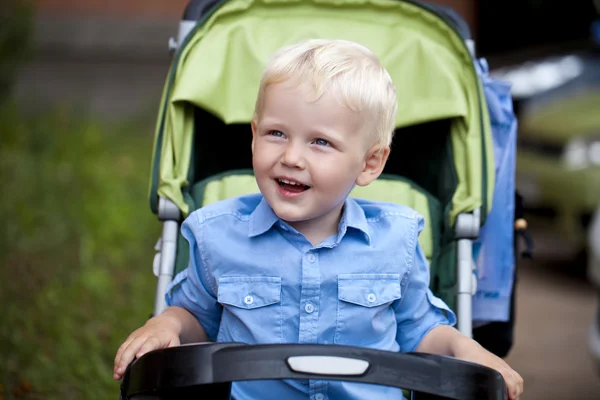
[273,209,308,223]
[271,204,310,222]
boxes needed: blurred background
[1,0,600,399]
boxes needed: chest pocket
[217,276,282,344]
[335,274,402,347]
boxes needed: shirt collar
[337,197,372,245]
[248,197,280,238]
[248,196,371,245]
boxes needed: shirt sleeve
[164,211,222,341]
[394,215,456,353]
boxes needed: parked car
[493,52,600,265]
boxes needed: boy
[114,39,523,400]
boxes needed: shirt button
[243,295,254,305]
[367,293,377,303]
[305,303,315,313]
[315,394,325,400]
[306,254,316,263]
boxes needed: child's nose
[281,143,305,169]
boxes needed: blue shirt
[166,193,456,400]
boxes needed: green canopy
[150,0,493,226]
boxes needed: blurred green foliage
[0,102,160,399]
[0,0,34,102]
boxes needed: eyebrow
[259,119,287,130]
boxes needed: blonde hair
[254,39,397,147]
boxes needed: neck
[288,203,345,247]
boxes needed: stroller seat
[128,0,518,398]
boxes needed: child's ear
[251,116,258,154]
[356,145,390,187]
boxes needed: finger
[116,336,148,374]
[115,332,137,370]
[136,336,161,358]
[167,336,181,348]
[114,368,126,381]
[505,369,523,400]
[511,371,524,400]
[496,367,513,397]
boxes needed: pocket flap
[338,274,401,307]
[218,276,281,309]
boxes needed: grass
[0,102,161,399]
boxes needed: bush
[0,103,160,399]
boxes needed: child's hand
[456,341,523,400]
[113,315,181,380]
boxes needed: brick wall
[33,0,476,29]
[34,0,189,18]
[30,0,477,57]
[427,0,476,33]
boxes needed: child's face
[251,80,389,235]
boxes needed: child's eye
[268,130,285,138]
[314,138,329,146]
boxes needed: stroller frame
[151,0,482,338]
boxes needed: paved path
[505,254,600,399]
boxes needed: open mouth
[275,178,311,193]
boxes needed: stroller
[122,0,510,398]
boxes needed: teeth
[279,179,301,186]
